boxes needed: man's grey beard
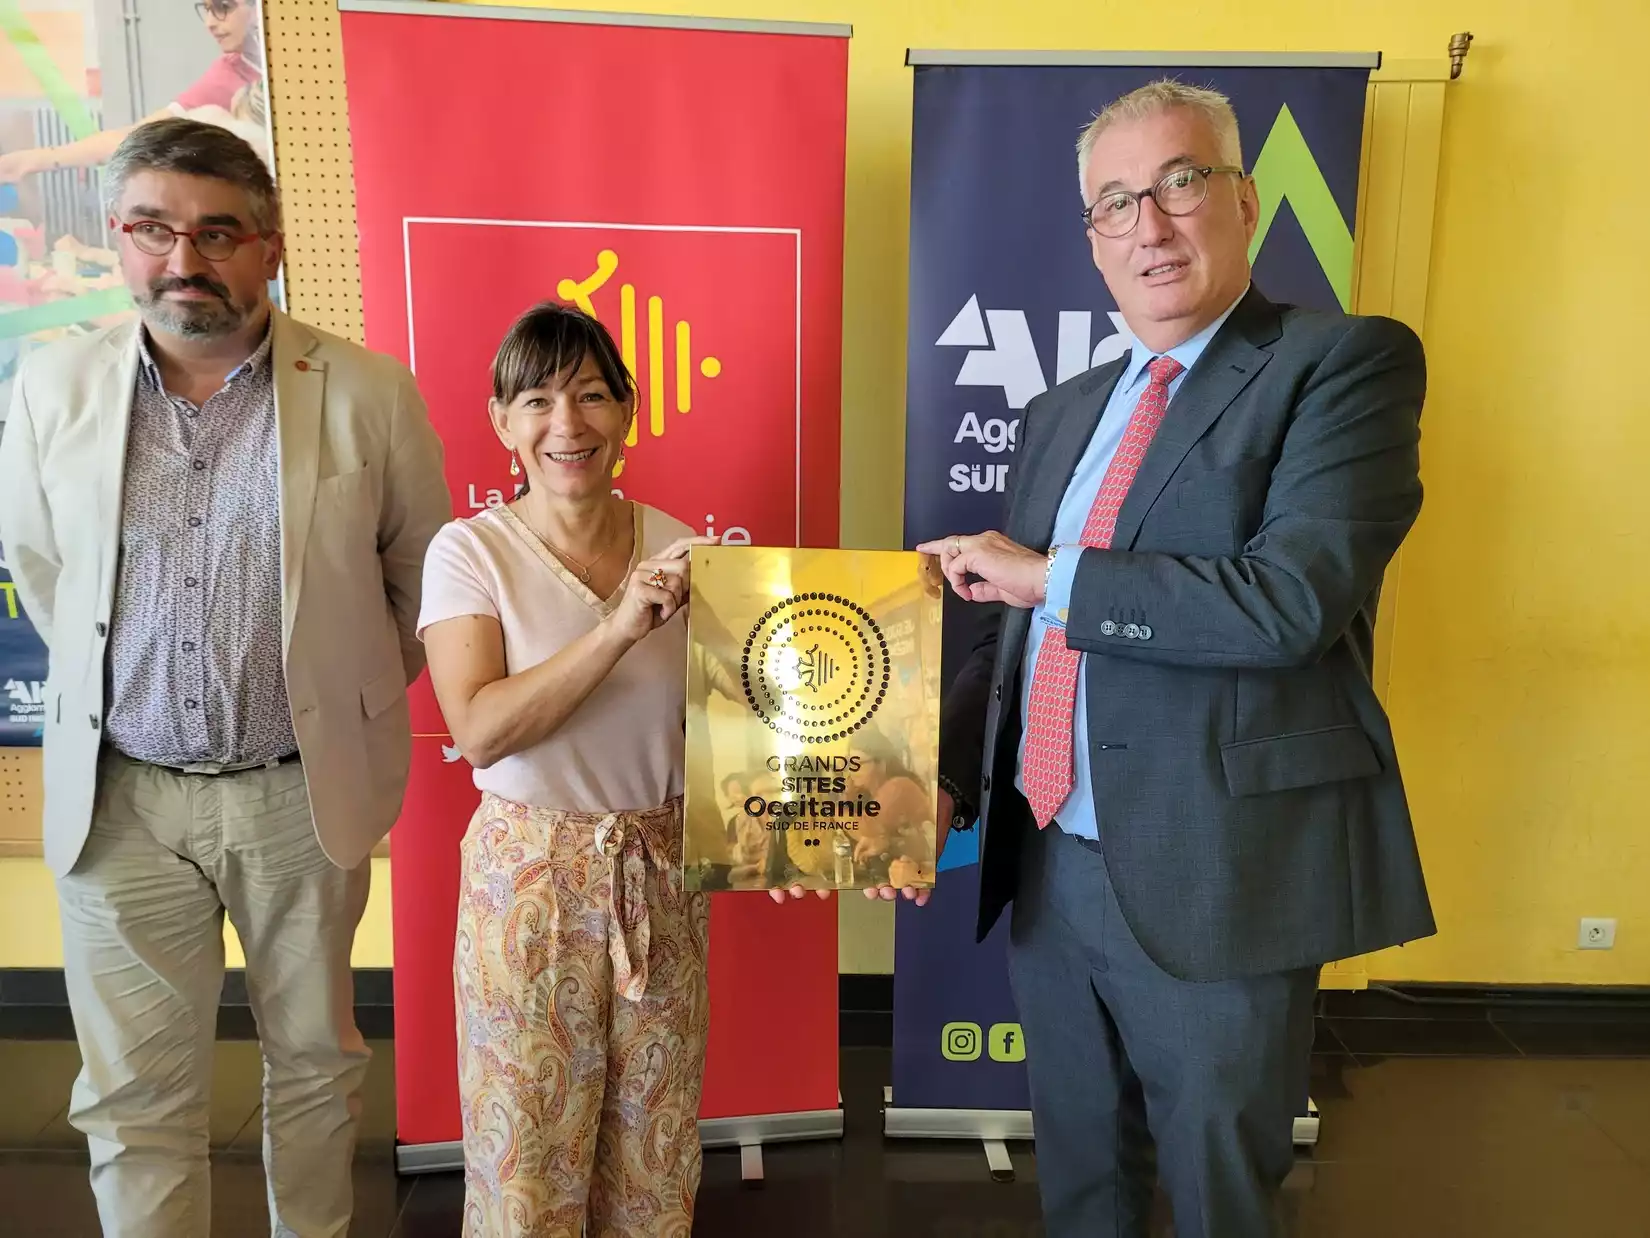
[137,278,252,340]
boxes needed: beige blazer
[0,310,452,876]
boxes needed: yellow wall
[4,0,1645,987]
[0,857,396,967]
[0,851,888,972]
[489,0,1639,986]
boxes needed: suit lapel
[1111,288,1281,551]
[273,310,326,649]
[93,326,141,604]
[998,357,1126,676]
[1017,357,1127,550]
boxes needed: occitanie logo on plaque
[683,547,943,892]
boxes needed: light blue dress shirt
[1015,290,1248,839]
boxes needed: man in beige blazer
[0,118,449,1238]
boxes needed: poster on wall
[894,54,1376,1123]
[0,539,46,743]
[0,0,277,735]
[0,0,276,428]
[337,0,850,1160]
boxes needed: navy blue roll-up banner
[894,59,1373,1117]
[0,540,48,745]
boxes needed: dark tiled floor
[4,1010,1650,1237]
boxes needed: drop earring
[510,451,521,477]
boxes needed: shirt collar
[138,319,274,390]
[1120,282,1251,391]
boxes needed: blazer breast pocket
[314,464,372,506]
[310,466,379,568]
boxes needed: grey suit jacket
[939,287,1436,982]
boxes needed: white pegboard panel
[265,0,366,342]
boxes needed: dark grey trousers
[1006,824,1318,1238]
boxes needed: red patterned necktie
[1022,354,1184,829]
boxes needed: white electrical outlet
[1579,918,1617,950]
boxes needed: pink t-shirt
[417,502,692,813]
[175,54,262,111]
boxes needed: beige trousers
[55,751,373,1238]
[456,794,711,1238]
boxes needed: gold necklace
[521,506,617,584]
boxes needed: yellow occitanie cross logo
[791,643,837,693]
[556,249,722,478]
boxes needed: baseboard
[839,972,894,1047]
[10,971,1643,1044]
[1322,981,1650,1018]
[0,967,397,1040]
[0,969,899,1044]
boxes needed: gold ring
[951,538,961,556]
[648,569,668,588]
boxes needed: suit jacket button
[1100,620,1117,636]
[982,775,992,792]
[993,684,1001,702]
[89,714,99,730]
[1139,624,1153,640]
[1123,623,1140,639]
[95,622,107,637]
[295,359,311,372]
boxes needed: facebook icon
[988,1023,1026,1063]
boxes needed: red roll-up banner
[338,3,849,1153]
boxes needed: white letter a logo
[937,296,1047,411]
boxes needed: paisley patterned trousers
[455,793,711,1238]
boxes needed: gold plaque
[683,547,944,892]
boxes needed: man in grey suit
[904,80,1436,1236]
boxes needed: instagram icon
[940,1022,983,1061]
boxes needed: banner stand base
[882,1089,1321,1180]
[394,1106,845,1176]
[1297,1097,1321,1146]
[983,1139,1015,1182]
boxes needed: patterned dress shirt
[104,329,298,768]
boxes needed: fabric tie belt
[593,803,677,1001]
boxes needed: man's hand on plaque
[887,857,934,889]
[861,788,952,908]
[915,532,1046,609]
[768,884,832,905]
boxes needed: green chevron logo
[1247,104,1355,310]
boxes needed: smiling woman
[415,301,823,1235]
[486,303,636,500]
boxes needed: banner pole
[904,49,1379,68]
[337,0,851,39]
[395,1107,846,1177]
[881,1090,1320,1180]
